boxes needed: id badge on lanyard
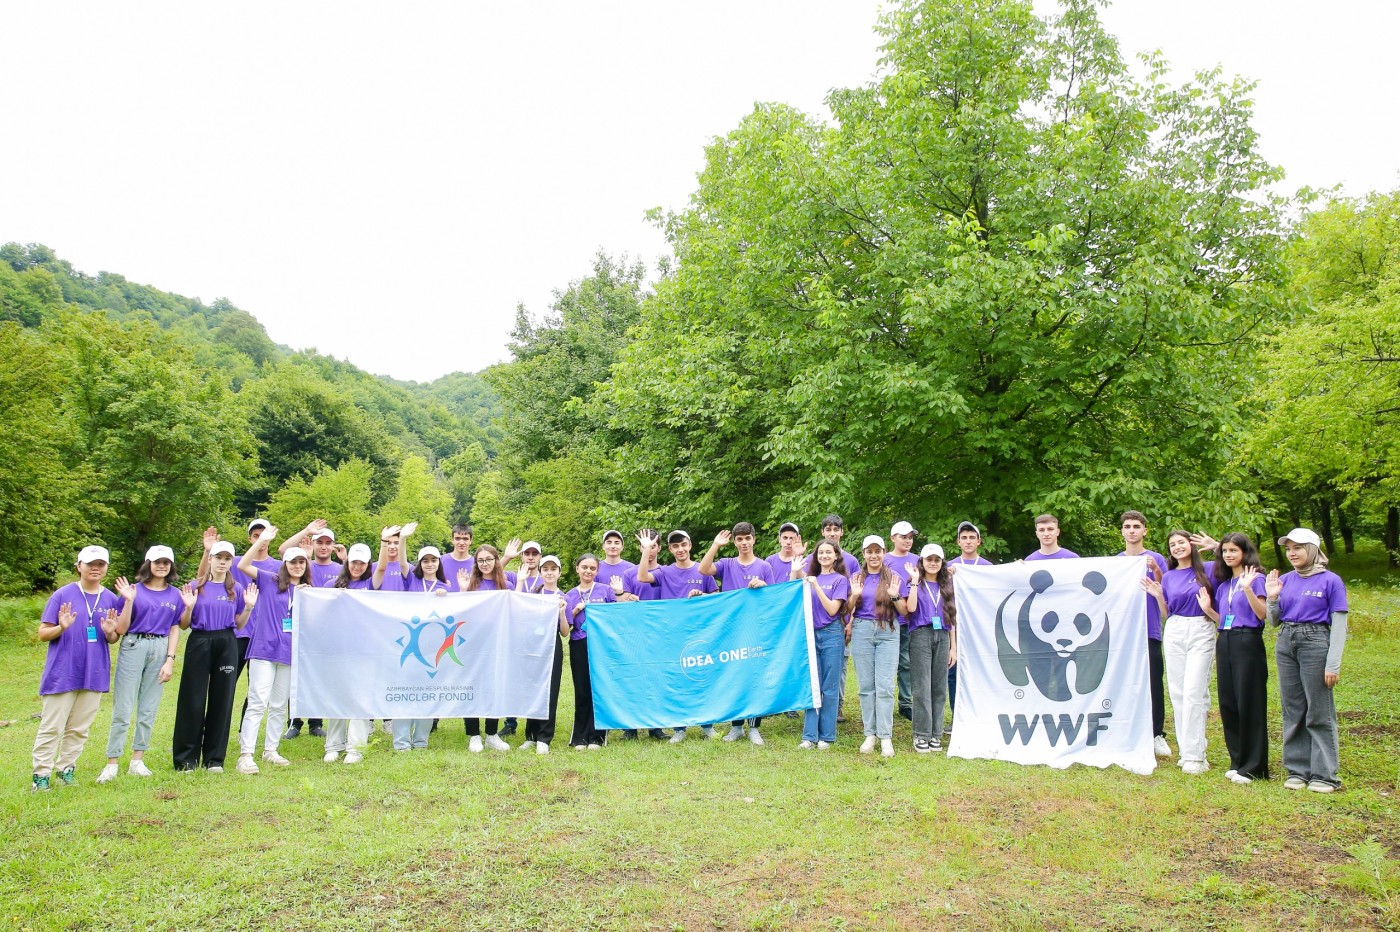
[282,590,293,633]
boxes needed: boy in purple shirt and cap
[886,521,920,721]
[699,522,778,745]
[31,546,123,791]
[637,530,720,742]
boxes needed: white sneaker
[1307,780,1336,794]
[236,755,259,775]
[1284,776,1307,790]
[128,760,153,778]
[1154,735,1171,758]
[859,736,877,754]
[96,763,119,784]
[1225,769,1238,780]
[702,726,718,739]
[207,765,224,773]
[722,725,744,742]
[816,741,831,750]
[749,728,764,746]
[1229,772,1252,785]
[343,752,363,765]
[798,740,815,750]
[484,734,511,752]
[586,743,602,750]
[536,743,550,755]
[261,750,291,767]
[323,751,340,764]
[669,730,686,744]
[1181,760,1208,775]
[519,740,536,751]
[880,738,895,758]
[469,735,484,753]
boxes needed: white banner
[290,588,560,719]
[948,556,1156,774]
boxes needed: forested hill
[0,242,500,592]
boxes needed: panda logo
[996,569,1111,701]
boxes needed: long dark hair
[335,558,373,588]
[917,555,958,628]
[414,556,447,582]
[278,556,309,593]
[806,540,841,576]
[466,545,507,591]
[1218,532,1263,578]
[135,558,180,587]
[848,552,898,628]
[1167,530,1214,591]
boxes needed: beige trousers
[32,690,103,776]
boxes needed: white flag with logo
[290,588,560,719]
[948,556,1156,774]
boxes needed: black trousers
[1148,637,1165,738]
[290,717,324,729]
[524,636,564,745]
[233,634,251,729]
[568,638,606,746]
[1217,626,1270,779]
[172,629,239,769]
[463,717,499,737]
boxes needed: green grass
[1,588,1397,931]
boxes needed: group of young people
[29,511,1350,793]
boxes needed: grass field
[2,567,1398,930]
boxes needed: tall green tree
[265,458,379,549]
[601,0,1288,553]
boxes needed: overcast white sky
[2,2,1396,382]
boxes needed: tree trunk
[1387,506,1399,569]
[1269,519,1285,569]
[1335,498,1355,554]
[1317,498,1336,555]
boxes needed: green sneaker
[31,774,51,792]
[56,767,77,787]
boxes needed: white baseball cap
[145,545,175,563]
[861,535,886,552]
[1278,528,1321,548]
[541,555,562,568]
[418,546,442,560]
[891,521,917,537]
[601,530,624,543]
[347,543,372,563]
[920,543,945,560]
[283,547,309,562]
[312,528,336,542]
[247,518,270,534]
[779,522,800,535]
[521,540,542,553]
[77,545,110,565]
[210,541,236,558]
[667,530,690,544]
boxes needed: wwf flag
[948,557,1156,774]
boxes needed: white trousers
[1163,614,1215,764]
[325,719,370,753]
[239,659,291,755]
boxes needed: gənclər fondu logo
[396,611,466,679]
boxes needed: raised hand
[114,576,137,601]
[1239,565,1259,588]
[259,526,279,544]
[56,603,77,630]
[714,529,732,548]
[381,526,401,542]
[244,583,259,607]
[202,526,219,552]
[179,583,197,610]
[1195,586,1212,613]
[886,578,902,599]
[906,562,920,582]
[399,521,418,539]
[1188,533,1219,553]
[1265,569,1282,599]
[100,608,120,636]
[457,569,471,590]
[502,537,522,563]
[1141,577,1162,598]
[333,543,347,561]
[1149,560,1163,582]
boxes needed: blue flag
[585,579,818,730]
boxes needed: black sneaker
[648,729,668,740]
[930,736,942,750]
[622,729,638,739]
[898,707,913,721]
[499,719,518,737]
[309,726,326,738]
[914,738,933,754]
[282,725,301,740]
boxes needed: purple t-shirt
[39,583,123,695]
[440,553,475,586]
[565,583,615,640]
[951,555,992,567]
[468,572,517,592]
[190,580,246,632]
[851,573,896,622]
[342,576,375,591]
[1119,550,1169,640]
[1277,570,1348,624]
[308,561,342,588]
[807,573,850,628]
[1161,562,1217,618]
[901,578,950,631]
[402,573,457,594]
[839,550,860,575]
[233,555,281,638]
[1026,548,1079,561]
[373,560,409,592]
[649,563,717,601]
[127,583,184,635]
[713,556,775,592]
[514,570,545,593]
[597,560,636,592]
[1213,573,1267,630]
[245,567,294,665]
[766,553,804,581]
[622,566,662,601]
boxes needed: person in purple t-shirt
[1198,532,1269,783]
[886,521,920,722]
[797,540,851,750]
[699,522,779,745]
[1145,529,1220,775]
[945,521,992,734]
[1267,528,1350,792]
[30,546,122,792]
[440,524,476,584]
[285,526,341,739]
[1118,510,1171,759]
[372,524,418,592]
[172,540,255,772]
[1025,513,1079,560]
[566,554,616,750]
[846,535,907,759]
[766,522,807,581]
[97,545,190,785]
[636,530,720,742]
[461,544,517,751]
[519,555,568,756]
[821,515,860,725]
[901,543,958,754]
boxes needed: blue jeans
[803,622,845,743]
[1276,623,1339,786]
[850,618,899,739]
[392,718,430,750]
